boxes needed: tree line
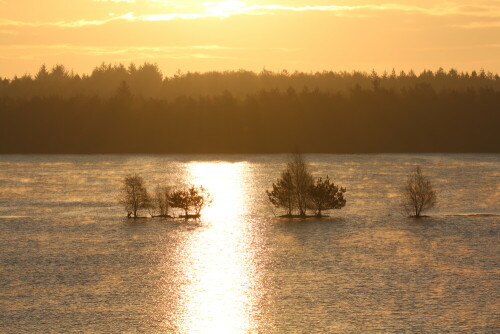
[1,81,498,153]
[1,63,499,100]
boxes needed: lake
[0,154,498,333]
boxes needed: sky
[1,0,499,77]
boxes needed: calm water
[0,154,498,333]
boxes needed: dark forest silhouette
[0,63,499,153]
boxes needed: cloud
[453,21,500,29]
[417,43,500,51]
[0,44,300,62]
[0,29,19,35]
[93,0,135,3]
[0,44,244,60]
[0,2,499,28]
[235,2,500,17]
[0,13,134,28]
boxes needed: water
[0,154,498,333]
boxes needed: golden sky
[1,0,499,77]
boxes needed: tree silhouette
[151,184,171,217]
[0,64,499,154]
[288,152,314,216]
[1,63,499,100]
[267,170,295,216]
[267,153,346,217]
[401,166,437,217]
[119,173,151,218]
[308,176,346,217]
[168,185,212,218]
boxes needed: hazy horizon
[2,64,499,81]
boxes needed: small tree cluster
[267,153,346,217]
[118,174,211,219]
[167,185,212,218]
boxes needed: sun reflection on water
[188,162,247,221]
[179,161,254,333]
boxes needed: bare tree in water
[119,173,151,218]
[401,166,437,217]
[288,152,314,216]
[150,184,171,217]
[267,152,315,217]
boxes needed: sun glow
[178,161,255,333]
[204,0,247,16]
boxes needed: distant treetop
[0,63,498,100]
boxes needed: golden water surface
[0,154,498,333]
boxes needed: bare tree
[150,184,171,217]
[190,185,212,215]
[266,170,296,216]
[401,166,437,217]
[267,152,320,217]
[308,176,347,217]
[118,173,151,218]
[287,152,314,216]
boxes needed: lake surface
[0,154,498,333]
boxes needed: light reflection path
[179,162,254,333]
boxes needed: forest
[0,63,499,153]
